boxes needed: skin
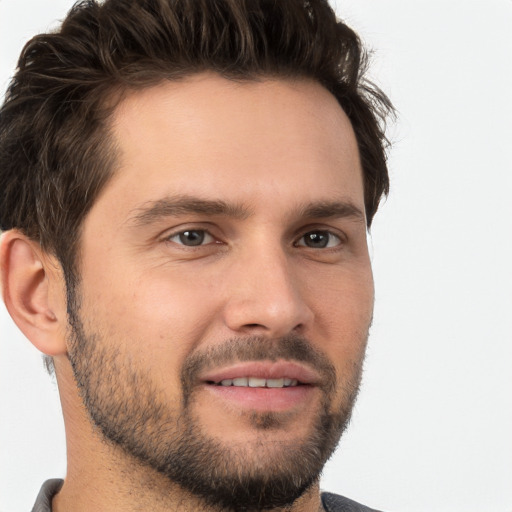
[0,73,374,511]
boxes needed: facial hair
[67,304,366,511]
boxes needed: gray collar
[32,479,383,512]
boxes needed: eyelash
[164,228,345,250]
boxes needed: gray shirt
[32,479,384,512]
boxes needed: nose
[222,245,314,338]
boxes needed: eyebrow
[127,194,365,227]
[128,195,252,226]
[298,200,366,224]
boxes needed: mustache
[180,334,337,397]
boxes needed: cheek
[79,268,222,390]
[305,264,374,360]
[306,260,374,321]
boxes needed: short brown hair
[0,0,393,281]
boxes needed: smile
[199,360,318,388]
[210,377,300,388]
[199,361,318,413]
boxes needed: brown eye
[297,231,341,249]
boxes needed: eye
[296,230,342,249]
[167,229,215,247]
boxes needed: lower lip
[203,384,316,412]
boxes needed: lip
[198,361,321,413]
[199,360,320,385]
[204,385,315,412]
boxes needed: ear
[0,230,68,356]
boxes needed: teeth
[266,378,284,388]
[248,377,266,387]
[216,377,299,388]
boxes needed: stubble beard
[66,297,367,511]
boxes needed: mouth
[198,361,319,413]
[208,377,300,388]
[201,360,318,387]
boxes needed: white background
[1,1,511,511]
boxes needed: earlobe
[0,230,68,356]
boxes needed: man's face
[67,74,374,509]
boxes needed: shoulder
[31,479,63,512]
[321,491,386,512]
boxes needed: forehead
[100,73,363,220]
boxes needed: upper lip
[199,360,320,385]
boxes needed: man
[0,0,393,511]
